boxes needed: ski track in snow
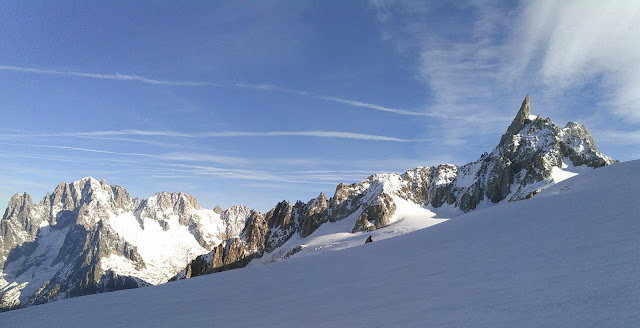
[1,160,638,327]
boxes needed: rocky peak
[263,201,296,252]
[3,193,34,221]
[351,193,396,233]
[500,94,530,145]
[220,205,251,239]
[109,185,134,212]
[266,201,293,229]
[137,192,201,226]
[296,193,329,238]
[221,205,251,220]
[50,181,77,212]
[154,192,200,213]
[0,192,44,270]
[309,193,327,214]
[46,178,116,216]
[241,210,268,252]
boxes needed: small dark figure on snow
[365,236,373,244]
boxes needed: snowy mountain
[174,94,615,278]
[0,181,250,310]
[0,157,637,328]
[0,95,616,311]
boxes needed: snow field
[2,160,637,327]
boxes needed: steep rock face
[28,221,146,306]
[0,193,44,268]
[501,94,531,144]
[242,210,268,253]
[352,193,396,233]
[297,193,328,238]
[174,237,254,280]
[220,205,251,240]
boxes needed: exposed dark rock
[242,210,268,253]
[297,193,328,238]
[352,193,396,233]
[500,94,530,145]
[486,157,513,203]
[173,238,258,280]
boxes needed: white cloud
[316,95,430,117]
[0,65,219,86]
[0,141,247,166]
[0,129,416,142]
[511,0,640,121]
[371,0,640,160]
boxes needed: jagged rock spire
[501,94,530,144]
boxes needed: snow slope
[1,160,638,327]
[251,196,453,264]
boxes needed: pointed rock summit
[501,94,531,144]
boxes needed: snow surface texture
[1,160,637,327]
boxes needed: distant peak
[3,192,33,220]
[8,192,32,204]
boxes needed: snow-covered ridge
[0,178,251,310]
[0,95,618,311]
[174,95,616,283]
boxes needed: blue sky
[1,1,639,212]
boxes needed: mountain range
[0,95,616,311]
[1,141,637,328]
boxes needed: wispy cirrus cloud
[509,0,640,122]
[0,65,225,87]
[370,1,522,148]
[371,0,640,125]
[0,64,428,117]
[164,163,346,185]
[0,129,422,142]
[0,142,247,165]
[0,140,429,187]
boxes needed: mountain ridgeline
[0,95,616,311]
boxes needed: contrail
[0,129,417,142]
[0,65,430,117]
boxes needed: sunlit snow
[2,160,637,327]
